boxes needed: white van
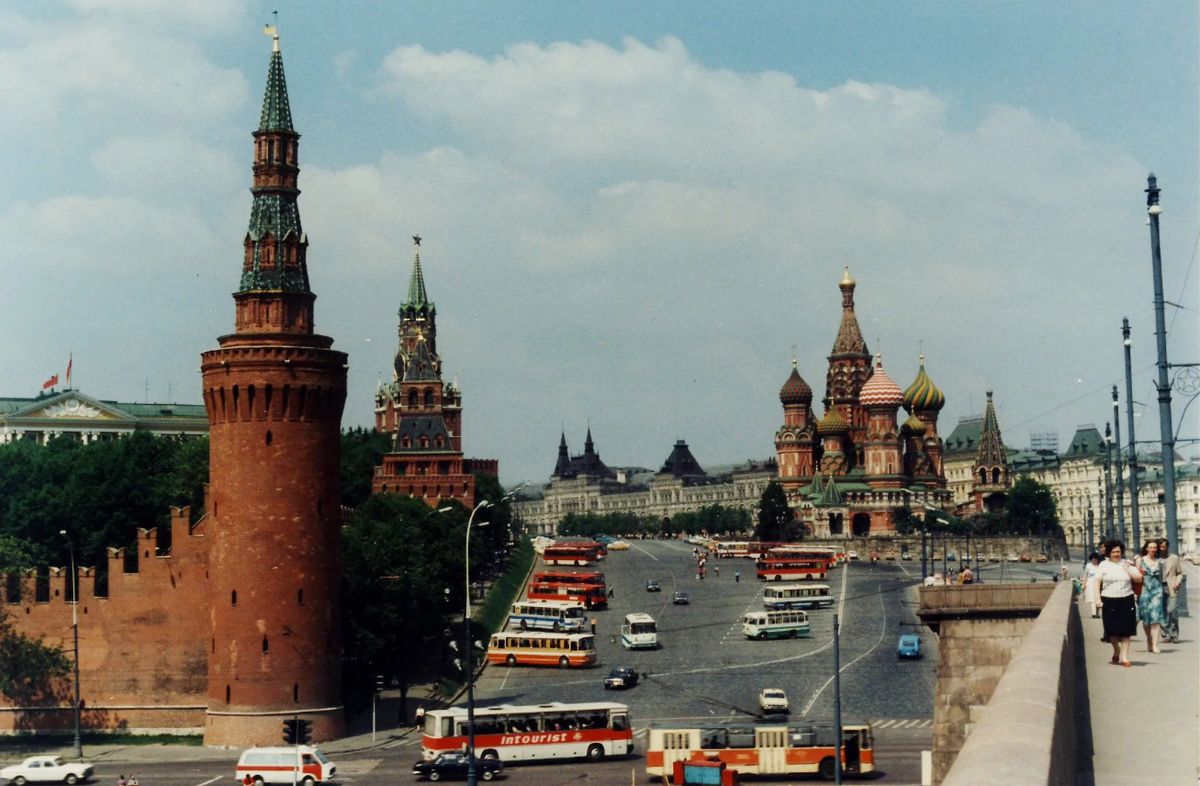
[621,613,658,649]
[235,747,336,785]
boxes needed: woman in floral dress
[1135,540,1166,653]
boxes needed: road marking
[801,583,888,717]
[630,542,660,562]
[196,777,222,786]
[382,736,419,749]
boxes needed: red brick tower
[824,266,873,469]
[200,33,347,746]
[775,360,816,493]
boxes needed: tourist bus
[767,546,839,569]
[508,600,586,632]
[528,580,608,610]
[421,701,633,763]
[533,571,606,590]
[755,557,828,582]
[645,720,875,780]
[763,583,834,610]
[713,541,751,558]
[542,543,604,566]
[742,609,811,639]
[620,613,658,650]
[487,631,597,668]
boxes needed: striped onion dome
[779,362,813,405]
[900,413,927,436]
[815,409,851,437]
[903,354,946,412]
[859,355,904,407]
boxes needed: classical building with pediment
[0,389,207,445]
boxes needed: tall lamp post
[1121,318,1141,548]
[58,531,82,759]
[463,500,492,786]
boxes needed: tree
[339,427,393,508]
[1005,476,1060,537]
[755,482,799,542]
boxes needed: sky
[2,1,1198,487]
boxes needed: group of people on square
[1080,537,1183,667]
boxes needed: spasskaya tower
[200,32,347,746]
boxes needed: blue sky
[2,1,1197,485]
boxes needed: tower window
[262,636,269,654]
[424,390,434,407]
[225,685,231,704]
[212,638,216,653]
[293,684,299,702]
[266,430,273,446]
[268,139,276,162]
[298,588,304,605]
[231,590,237,607]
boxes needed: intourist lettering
[499,732,580,745]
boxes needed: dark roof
[393,416,454,453]
[658,440,706,478]
[944,417,983,455]
[551,428,616,480]
[1064,425,1105,458]
[259,46,294,132]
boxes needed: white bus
[487,631,596,668]
[620,613,658,649]
[508,600,586,632]
[763,583,833,610]
[422,701,633,763]
[743,610,810,640]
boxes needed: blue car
[898,634,922,659]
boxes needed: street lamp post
[1103,424,1115,540]
[59,531,82,759]
[1122,318,1141,549]
[464,500,492,786]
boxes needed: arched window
[424,390,434,407]
[225,685,231,704]
[231,590,237,606]
[408,390,419,408]
[992,468,1001,484]
[262,636,269,654]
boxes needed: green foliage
[473,473,516,555]
[473,537,534,636]
[339,427,393,508]
[755,481,800,542]
[1005,476,1061,536]
[556,511,658,538]
[0,608,70,704]
[669,505,752,536]
[891,506,924,536]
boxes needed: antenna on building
[144,379,150,403]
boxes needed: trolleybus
[763,583,834,610]
[508,599,586,631]
[422,701,633,763]
[742,609,810,639]
[486,631,597,668]
[645,720,874,781]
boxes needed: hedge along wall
[474,537,535,637]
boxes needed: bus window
[612,713,629,731]
[703,729,729,749]
[439,717,452,737]
[728,729,755,749]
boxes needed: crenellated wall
[1,506,210,735]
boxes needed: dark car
[604,667,640,689]
[646,579,662,592]
[413,752,504,781]
[672,591,689,605]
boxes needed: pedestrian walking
[734,571,740,583]
[1080,553,1102,618]
[129,776,138,786]
[590,617,598,634]
[714,565,720,577]
[1095,539,1142,667]
[608,586,615,599]
[1134,540,1166,653]
[118,775,127,786]
[1159,538,1182,643]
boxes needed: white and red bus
[422,701,633,763]
[543,543,604,566]
[646,720,874,781]
[534,570,606,590]
[528,581,608,610]
[767,546,839,569]
[714,541,751,558]
[486,630,597,668]
[756,557,828,582]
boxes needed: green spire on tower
[405,235,433,309]
[259,35,294,132]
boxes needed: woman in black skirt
[1093,539,1142,667]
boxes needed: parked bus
[528,581,608,610]
[645,720,875,780]
[743,609,810,639]
[767,546,839,568]
[508,600,586,632]
[713,541,751,558]
[763,583,834,610]
[533,571,606,590]
[756,557,828,582]
[422,701,633,763]
[543,543,604,566]
[487,631,597,668]
[620,613,658,650]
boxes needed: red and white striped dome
[859,356,904,408]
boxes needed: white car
[758,688,789,714]
[1,757,94,785]
[847,550,858,560]
[608,540,631,550]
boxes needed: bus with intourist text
[508,599,586,632]
[528,580,608,610]
[421,701,633,763]
[645,720,874,780]
[486,631,597,668]
[755,557,828,582]
[742,609,811,639]
[620,613,658,650]
[767,546,839,568]
[763,583,834,610]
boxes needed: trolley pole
[833,612,843,785]
[1122,318,1141,548]
[1111,387,1126,544]
[1145,174,1179,550]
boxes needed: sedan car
[672,591,690,605]
[646,579,662,592]
[608,540,630,551]
[1,758,94,785]
[413,752,504,782]
[1035,554,1048,563]
[1019,554,1032,563]
[898,634,922,659]
[604,667,640,689]
[758,688,789,714]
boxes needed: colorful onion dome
[779,361,813,405]
[900,413,927,436]
[859,355,904,408]
[903,354,945,412]
[816,409,850,437]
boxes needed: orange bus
[646,720,874,781]
[756,557,828,582]
[486,631,597,668]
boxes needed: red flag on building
[66,353,73,387]
[42,374,59,390]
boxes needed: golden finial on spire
[263,11,279,52]
[840,264,855,288]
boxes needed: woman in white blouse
[1092,540,1143,667]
